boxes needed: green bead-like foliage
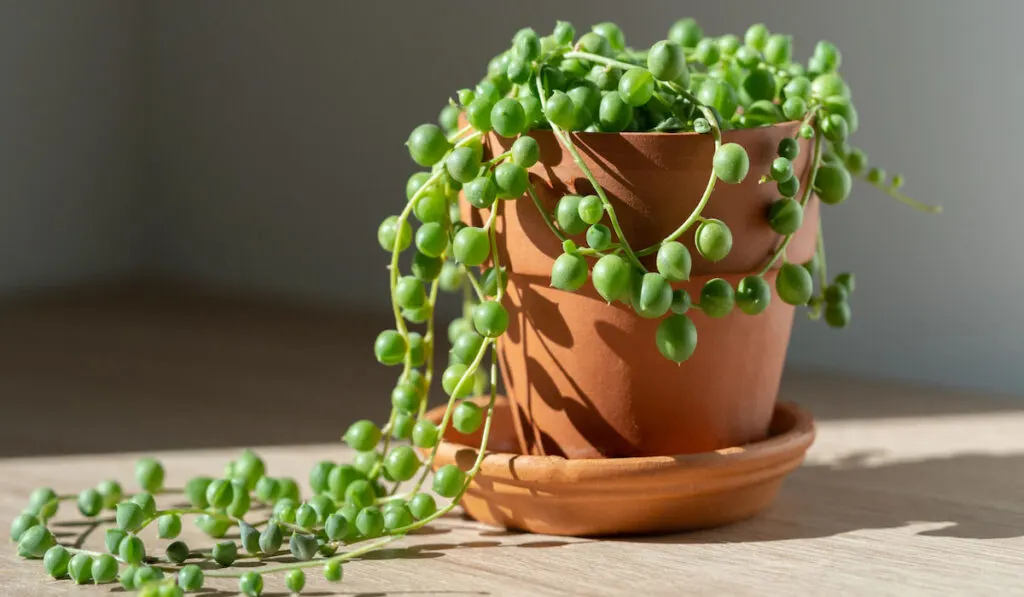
[165,540,189,564]
[179,564,204,592]
[344,420,382,452]
[205,479,234,510]
[767,198,804,235]
[194,514,231,538]
[44,545,71,578]
[135,457,165,493]
[240,571,264,597]
[511,136,539,167]
[776,263,814,305]
[295,503,318,529]
[10,513,39,543]
[89,553,118,584]
[700,278,735,318]
[384,446,422,482]
[618,68,655,107]
[67,553,93,584]
[119,534,145,565]
[656,241,692,282]
[825,301,852,328]
[239,520,261,555]
[495,161,528,198]
[324,560,343,582]
[212,541,238,568]
[445,146,481,184]
[835,272,856,294]
[778,137,800,161]
[713,143,750,184]
[232,449,265,491]
[184,476,212,509]
[96,480,123,509]
[736,276,772,315]
[376,330,408,368]
[433,464,467,498]
[648,40,688,82]
[668,18,703,48]
[491,97,527,138]
[453,401,484,434]
[285,569,306,594]
[115,502,144,532]
[656,314,698,364]
[412,420,440,449]
[158,513,182,539]
[409,493,438,520]
[556,195,588,235]
[453,226,490,266]
[77,488,102,517]
[378,215,412,253]
[473,300,508,338]
[464,176,497,209]
[631,272,673,319]
[697,79,738,119]
[586,224,612,250]
[407,124,451,167]
[598,91,632,132]
[577,195,603,225]
[695,219,733,262]
[345,479,375,509]
[550,252,589,291]
[28,488,58,520]
[442,364,474,398]
[259,522,284,555]
[130,492,156,518]
[592,254,631,303]
[290,533,319,562]
[356,507,386,538]
[815,162,853,205]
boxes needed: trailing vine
[9,18,938,596]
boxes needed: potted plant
[9,18,937,595]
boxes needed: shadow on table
[623,450,1024,546]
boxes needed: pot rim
[522,118,804,139]
[425,396,815,483]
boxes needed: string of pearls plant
[9,19,938,596]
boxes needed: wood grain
[1,283,1022,595]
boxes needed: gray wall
[3,1,1021,395]
[0,1,144,292]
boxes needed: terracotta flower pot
[462,121,818,459]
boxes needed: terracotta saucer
[423,396,815,537]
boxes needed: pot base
[424,397,815,537]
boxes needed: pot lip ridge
[424,397,816,483]
[528,118,804,139]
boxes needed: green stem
[758,126,824,275]
[635,104,722,257]
[463,267,487,301]
[487,200,505,302]
[815,223,829,290]
[865,178,942,214]
[137,508,233,532]
[526,184,567,242]
[202,536,399,578]
[408,337,495,495]
[390,345,500,536]
[563,51,639,73]
[419,278,441,420]
[535,76,645,272]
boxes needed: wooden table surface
[2,283,1023,596]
